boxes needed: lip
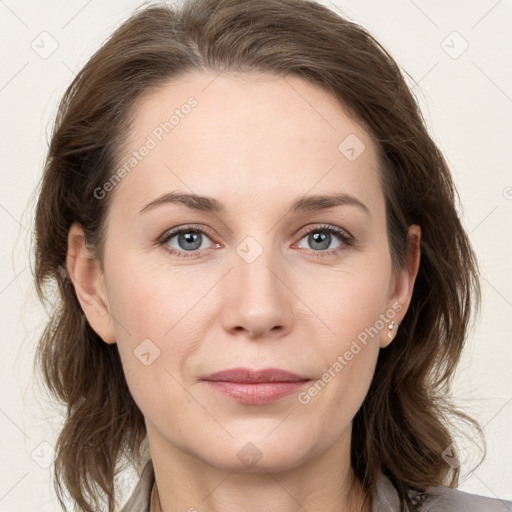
[201,367,311,405]
[202,367,309,383]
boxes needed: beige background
[0,0,511,510]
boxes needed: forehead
[111,70,384,220]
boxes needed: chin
[188,433,316,474]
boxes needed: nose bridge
[221,232,294,338]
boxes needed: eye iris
[309,232,331,250]
[178,231,202,251]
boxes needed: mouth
[202,367,310,383]
[200,367,311,405]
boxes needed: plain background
[1,0,511,510]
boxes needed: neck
[147,424,371,512]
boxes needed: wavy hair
[33,0,482,510]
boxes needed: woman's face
[69,71,420,473]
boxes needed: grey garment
[119,459,511,512]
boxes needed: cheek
[299,323,381,435]
[296,260,391,345]
[103,255,214,403]
[294,262,390,414]
[106,253,211,341]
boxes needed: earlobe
[380,224,421,348]
[65,222,116,344]
[380,320,400,348]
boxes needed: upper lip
[201,367,310,383]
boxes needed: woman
[33,0,511,511]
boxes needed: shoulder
[372,473,511,512]
[419,484,512,512]
[118,459,154,512]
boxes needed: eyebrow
[139,190,371,217]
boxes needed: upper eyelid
[296,224,350,238]
[159,224,216,243]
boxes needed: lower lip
[203,380,310,405]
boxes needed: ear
[380,224,421,348]
[65,222,116,344]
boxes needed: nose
[221,244,295,340]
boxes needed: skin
[66,71,421,512]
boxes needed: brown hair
[33,0,483,510]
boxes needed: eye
[158,223,354,260]
[296,224,354,257]
[159,225,219,259]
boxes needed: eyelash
[158,223,354,260]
